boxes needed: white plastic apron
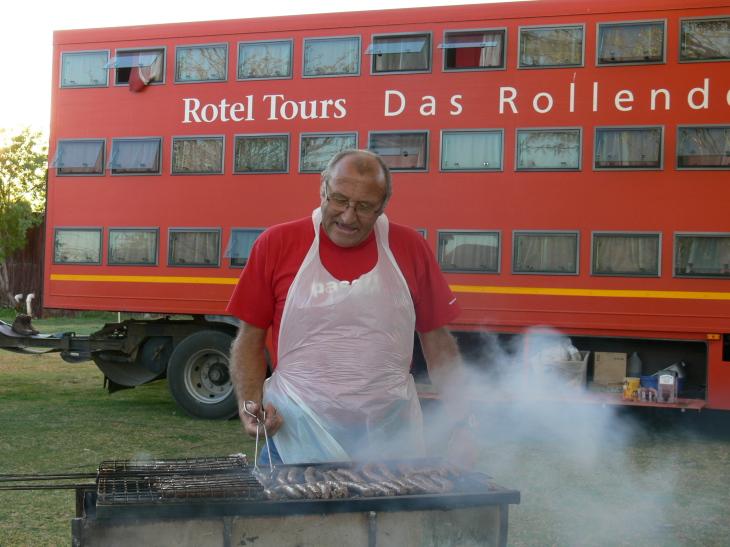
[263,208,424,463]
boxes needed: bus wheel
[167,330,238,420]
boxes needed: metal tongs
[242,400,275,477]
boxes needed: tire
[167,330,238,420]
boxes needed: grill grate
[96,456,263,505]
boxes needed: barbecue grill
[70,456,519,546]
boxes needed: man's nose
[339,205,358,223]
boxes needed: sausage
[408,474,445,494]
[287,466,302,484]
[261,488,279,499]
[276,469,290,485]
[304,467,317,484]
[391,477,420,494]
[316,481,332,499]
[325,480,350,498]
[337,468,367,483]
[376,463,397,481]
[326,470,348,482]
[377,480,407,495]
[368,482,396,496]
[428,474,454,492]
[361,463,386,483]
[292,483,317,499]
[339,480,376,496]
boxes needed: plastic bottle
[627,352,643,377]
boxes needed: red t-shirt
[226,216,461,365]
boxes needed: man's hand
[446,427,478,471]
[241,401,284,437]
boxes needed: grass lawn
[1,310,730,546]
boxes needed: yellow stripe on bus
[49,275,730,300]
[449,285,730,300]
[50,274,239,285]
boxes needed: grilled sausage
[276,469,290,485]
[376,463,398,481]
[361,463,386,483]
[408,474,445,494]
[337,468,367,483]
[428,474,454,492]
[275,484,303,499]
[339,480,376,496]
[287,466,302,484]
[304,467,317,484]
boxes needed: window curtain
[520,28,582,66]
[129,52,163,91]
[176,46,226,81]
[517,131,580,169]
[593,236,658,275]
[373,37,428,71]
[170,232,219,265]
[515,235,576,273]
[451,32,503,68]
[172,139,223,173]
[442,132,501,169]
[53,141,103,170]
[677,128,730,166]
[304,39,358,75]
[440,234,498,271]
[239,43,290,78]
[681,20,730,60]
[677,237,730,275]
[235,137,287,172]
[109,231,157,264]
[371,133,426,169]
[62,53,107,86]
[112,140,160,170]
[598,24,663,62]
[301,135,356,171]
[595,130,660,167]
[54,231,101,263]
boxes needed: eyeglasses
[325,188,384,218]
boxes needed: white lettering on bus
[570,82,575,113]
[420,96,436,116]
[593,82,598,112]
[385,90,406,116]
[651,89,670,110]
[688,78,709,109]
[499,87,518,114]
[533,92,553,113]
[182,96,254,123]
[450,95,462,115]
[615,90,634,111]
[264,95,346,120]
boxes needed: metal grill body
[72,457,520,547]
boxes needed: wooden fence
[6,217,45,316]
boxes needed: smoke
[420,328,694,546]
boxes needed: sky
[2,0,530,134]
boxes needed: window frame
[53,227,103,265]
[299,132,358,173]
[171,135,225,175]
[515,127,582,171]
[439,28,507,72]
[237,39,293,80]
[367,130,429,172]
[52,139,106,177]
[107,227,159,266]
[517,24,585,69]
[512,230,580,275]
[167,228,221,268]
[60,50,110,88]
[674,232,730,279]
[225,228,266,268]
[437,230,502,274]
[440,129,504,172]
[174,43,228,83]
[593,126,664,171]
[367,32,433,75]
[302,35,361,78]
[596,19,666,66]
[233,133,290,175]
[679,16,730,63]
[108,137,163,176]
[676,124,730,170]
[108,47,166,86]
[591,231,662,278]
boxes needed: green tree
[0,126,47,306]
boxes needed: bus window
[441,129,503,171]
[438,231,501,273]
[367,33,431,73]
[175,44,227,82]
[303,36,360,77]
[518,24,584,68]
[109,138,162,175]
[368,131,428,170]
[171,136,225,175]
[440,29,506,71]
[168,229,221,267]
[594,127,663,170]
[597,21,665,65]
[516,128,581,171]
[60,51,109,88]
[514,231,579,275]
[108,228,159,266]
[237,40,292,80]
[680,17,730,62]
[677,126,730,169]
[592,232,661,277]
[674,234,730,278]
[52,139,105,176]
[54,228,102,265]
[225,228,265,267]
[300,133,357,173]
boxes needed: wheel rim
[182,349,233,405]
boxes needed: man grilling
[227,149,476,468]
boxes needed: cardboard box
[538,351,589,391]
[594,352,627,383]
[588,380,624,393]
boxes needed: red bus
[27,0,730,418]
